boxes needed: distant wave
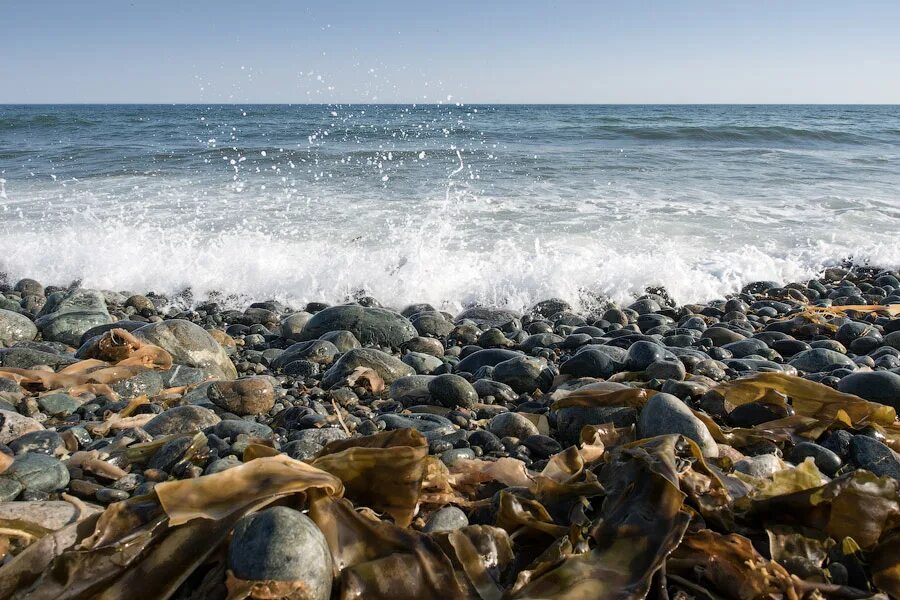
[595,125,888,144]
[0,114,98,130]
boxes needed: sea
[0,104,898,311]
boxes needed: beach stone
[402,336,445,357]
[428,374,478,409]
[646,359,686,381]
[0,309,37,345]
[229,507,331,597]
[884,331,900,351]
[560,349,615,379]
[147,436,193,472]
[280,312,312,340]
[0,410,44,444]
[836,371,900,409]
[282,439,324,461]
[455,349,522,374]
[299,305,416,348]
[520,333,564,352]
[110,370,165,401]
[212,420,273,441]
[423,506,469,533]
[376,413,455,441]
[273,340,340,369]
[78,320,147,346]
[455,307,520,328]
[34,289,112,346]
[0,347,79,370]
[555,406,637,447]
[733,453,785,478]
[787,442,842,476]
[0,479,22,501]
[848,435,900,479]
[1,453,69,492]
[134,319,237,379]
[790,349,855,373]
[703,326,747,346]
[492,356,550,393]
[624,341,667,371]
[441,448,476,467]
[638,393,718,457]
[321,348,415,388]
[389,375,435,405]
[161,365,207,388]
[8,430,64,456]
[144,405,220,437]
[489,412,540,440]
[722,338,770,358]
[207,378,275,416]
[402,351,444,374]
[521,434,563,458]
[726,401,791,427]
[472,379,518,403]
[409,311,455,338]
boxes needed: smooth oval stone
[554,406,637,447]
[455,307,520,329]
[787,442,842,476]
[623,341,666,371]
[143,405,221,437]
[389,375,435,405]
[211,419,273,440]
[318,330,361,353]
[491,356,551,394]
[409,311,455,338]
[428,374,478,409]
[521,434,562,459]
[455,349,522,374]
[280,312,312,340]
[402,351,444,374]
[110,370,165,401]
[423,506,469,533]
[789,348,855,373]
[1,453,69,492]
[229,506,331,598]
[722,338,770,358]
[560,349,615,379]
[376,413,456,441]
[703,326,747,346]
[726,401,791,427]
[8,430,64,456]
[638,393,718,457]
[836,371,900,410]
[37,393,82,417]
[299,305,416,348]
[488,412,539,440]
[441,447,476,466]
[848,435,900,478]
[645,359,686,381]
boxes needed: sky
[2,0,899,104]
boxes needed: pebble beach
[0,265,899,598]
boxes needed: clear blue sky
[2,0,899,103]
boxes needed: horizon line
[3,102,900,107]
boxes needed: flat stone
[1,453,69,492]
[133,319,237,379]
[143,405,221,437]
[299,305,417,348]
[638,392,718,457]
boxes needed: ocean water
[0,104,898,311]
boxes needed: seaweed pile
[0,265,898,599]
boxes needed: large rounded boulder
[298,305,416,348]
[34,289,112,347]
[133,319,237,379]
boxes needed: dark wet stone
[555,406,637,447]
[726,401,792,427]
[848,435,900,478]
[645,359,686,381]
[206,378,275,416]
[0,347,80,370]
[468,430,504,453]
[144,405,221,437]
[402,351,444,374]
[428,374,478,409]
[455,307,520,329]
[703,326,747,346]
[821,430,854,460]
[472,379,518,403]
[790,348,855,373]
[211,419,273,440]
[273,340,340,369]
[638,393,718,457]
[298,305,416,348]
[787,441,842,476]
[623,341,666,371]
[441,447,476,466]
[492,356,551,393]
[376,413,455,441]
[560,349,615,379]
[488,412,539,440]
[836,371,900,410]
[0,478,23,501]
[134,319,237,379]
[148,436,193,471]
[8,430,64,456]
[455,349,522,374]
[229,507,331,597]
[521,434,562,458]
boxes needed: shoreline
[0,264,898,596]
